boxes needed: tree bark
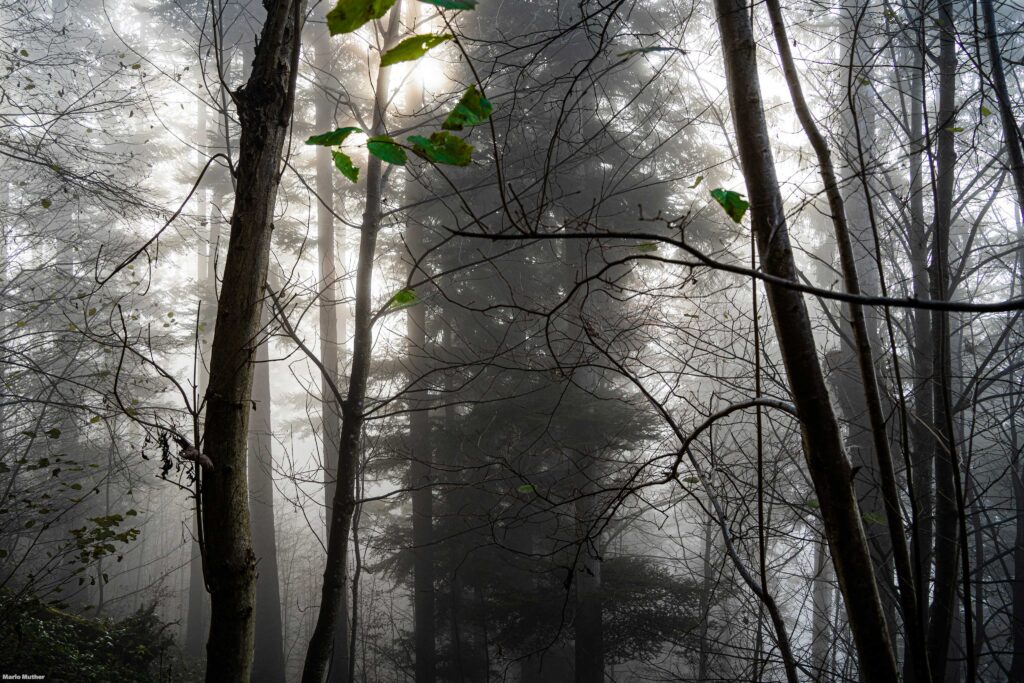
[187,67,212,664]
[926,1,961,679]
[980,0,1024,220]
[765,3,930,677]
[712,0,899,678]
[198,1,304,680]
[301,7,402,681]
[311,18,352,682]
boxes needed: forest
[1,0,1023,680]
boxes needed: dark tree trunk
[926,1,961,679]
[573,494,603,683]
[907,28,935,648]
[980,0,1024,220]
[302,7,402,681]
[764,5,930,675]
[198,1,304,680]
[311,18,351,682]
[713,0,899,678]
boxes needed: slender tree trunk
[765,3,930,677]
[311,18,352,682]
[199,2,304,680]
[926,1,961,678]
[1011,419,1024,681]
[1009,229,1024,682]
[573,485,603,683]
[249,305,286,683]
[980,0,1024,220]
[302,7,402,681]
[907,25,935,648]
[712,0,899,678]
[403,8,436,676]
[187,69,212,663]
[811,532,834,680]
[698,514,715,681]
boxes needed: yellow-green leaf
[380,34,452,67]
[307,127,361,147]
[332,150,359,183]
[442,85,493,131]
[327,0,398,35]
[367,135,407,165]
[387,288,417,310]
[409,131,473,166]
[710,188,749,224]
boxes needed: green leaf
[944,126,964,133]
[442,85,493,131]
[409,131,473,166]
[306,127,361,147]
[806,499,820,509]
[19,49,28,57]
[683,476,699,484]
[40,198,51,209]
[332,150,360,183]
[417,0,477,9]
[634,242,659,252]
[326,0,398,35]
[387,288,417,310]
[710,188,749,224]
[980,105,993,117]
[516,483,535,494]
[689,175,703,189]
[367,135,408,165]
[380,33,452,67]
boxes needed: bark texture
[302,6,402,680]
[311,19,352,681]
[198,2,304,680]
[926,1,961,678]
[712,0,899,678]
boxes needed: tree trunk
[926,1,961,679]
[573,491,603,683]
[764,4,931,675]
[403,6,436,676]
[811,532,834,680]
[302,7,402,681]
[712,0,899,678]
[199,2,304,680]
[311,18,352,682]
[907,25,935,649]
[698,514,715,681]
[187,67,212,664]
[249,307,286,683]
[980,0,1024,220]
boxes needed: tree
[712,0,900,677]
[197,1,304,680]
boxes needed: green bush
[0,592,198,683]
